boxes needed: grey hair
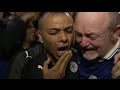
[108,12,119,32]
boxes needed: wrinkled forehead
[74,12,111,32]
[75,12,110,23]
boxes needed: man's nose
[59,32,68,42]
[80,36,90,47]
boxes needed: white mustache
[82,45,96,50]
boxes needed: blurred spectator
[0,12,11,32]
[16,20,38,52]
[0,12,39,79]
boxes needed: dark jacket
[0,16,26,59]
[8,43,80,79]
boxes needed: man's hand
[112,53,120,79]
[20,12,40,23]
[43,50,72,79]
[10,12,28,16]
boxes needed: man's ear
[37,31,43,43]
[113,25,120,37]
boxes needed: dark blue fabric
[0,60,9,79]
[78,48,120,79]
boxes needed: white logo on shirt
[89,75,97,79]
[70,61,78,73]
[38,65,43,69]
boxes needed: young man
[8,12,79,79]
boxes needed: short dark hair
[38,12,71,31]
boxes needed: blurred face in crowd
[74,12,118,61]
[24,22,38,44]
[38,13,74,61]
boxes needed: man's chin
[83,53,98,61]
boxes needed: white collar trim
[103,37,120,60]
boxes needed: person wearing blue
[74,12,120,79]
[8,12,120,79]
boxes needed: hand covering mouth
[57,45,69,57]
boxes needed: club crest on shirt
[88,75,97,79]
[70,61,78,73]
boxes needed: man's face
[74,12,115,60]
[25,22,38,44]
[38,13,74,60]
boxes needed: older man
[74,12,120,79]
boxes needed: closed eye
[75,31,82,37]
[88,35,99,40]
[64,26,73,34]
[49,30,58,35]
[49,28,59,35]
[65,28,73,33]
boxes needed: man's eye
[49,31,58,35]
[75,32,82,37]
[89,35,99,40]
[66,29,73,33]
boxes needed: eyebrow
[75,30,80,34]
[75,30,99,35]
[64,26,73,31]
[50,28,60,31]
[50,25,73,31]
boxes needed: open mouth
[57,46,68,57]
[30,33,36,37]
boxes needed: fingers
[43,57,51,70]
[112,60,120,79]
[20,12,37,22]
[113,53,120,64]
[112,65,119,74]
[60,51,72,70]
[43,50,72,79]
[112,53,120,74]
[112,60,120,73]
[54,50,71,69]
[59,50,72,78]
[112,68,120,79]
